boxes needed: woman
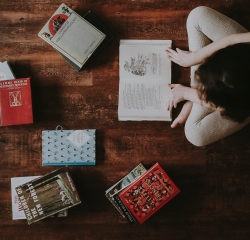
[166,6,250,146]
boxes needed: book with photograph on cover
[117,162,180,224]
[15,167,81,225]
[42,128,96,166]
[105,163,147,218]
[38,3,113,71]
[11,176,67,220]
[118,40,172,121]
[0,78,33,126]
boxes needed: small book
[0,78,33,126]
[0,61,15,80]
[57,11,114,71]
[11,176,68,220]
[118,162,180,224]
[105,163,147,218]
[15,167,81,225]
[118,40,172,121]
[42,128,96,166]
[38,3,109,71]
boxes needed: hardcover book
[57,11,114,71]
[118,162,180,223]
[11,176,67,220]
[0,78,33,126]
[38,3,107,71]
[105,163,147,218]
[0,61,15,80]
[42,129,96,166]
[15,167,81,225]
[118,40,172,121]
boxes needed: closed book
[0,78,33,126]
[0,61,15,80]
[11,176,68,220]
[42,129,96,166]
[119,162,180,223]
[105,163,147,218]
[57,11,114,71]
[11,176,40,220]
[38,3,108,71]
[113,193,136,224]
[15,167,81,225]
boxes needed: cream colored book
[38,3,106,69]
[118,40,172,121]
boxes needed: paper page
[118,40,172,121]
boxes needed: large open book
[118,40,172,121]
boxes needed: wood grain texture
[1,0,250,239]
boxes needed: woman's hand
[166,48,195,67]
[167,84,189,111]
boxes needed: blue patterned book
[42,129,96,166]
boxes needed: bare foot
[171,101,193,128]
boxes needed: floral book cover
[0,78,33,126]
[15,167,81,225]
[118,162,180,223]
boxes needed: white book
[11,176,68,220]
[11,176,40,220]
[118,40,172,121]
[38,3,106,69]
[0,61,15,81]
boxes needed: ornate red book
[0,78,33,126]
[118,162,180,223]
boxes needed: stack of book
[13,167,81,225]
[38,3,114,71]
[106,162,180,224]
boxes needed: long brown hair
[195,43,250,122]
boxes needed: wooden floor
[1,1,250,239]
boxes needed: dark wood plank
[1,1,250,240]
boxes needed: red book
[119,163,180,223]
[0,78,33,126]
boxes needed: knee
[187,6,212,28]
[184,121,209,147]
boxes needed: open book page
[118,40,172,121]
[38,3,106,68]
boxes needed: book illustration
[47,6,72,37]
[15,167,81,224]
[42,129,96,166]
[105,163,147,217]
[119,163,180,223]
[124,53,160,77]
[9,91,22,107]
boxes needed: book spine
[113,194,136,224]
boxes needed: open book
[118,40,172,121]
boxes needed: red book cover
[119,162,180,223]
[0,78,33,126]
